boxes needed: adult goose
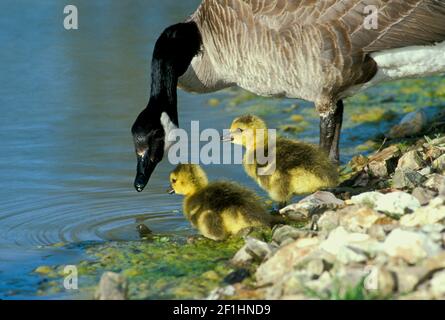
[132,0,445,192]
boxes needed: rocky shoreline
[206,134,445,300]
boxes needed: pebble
[95,272,128,300]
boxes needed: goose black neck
[147,21,202,126]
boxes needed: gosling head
[224,115,268,148]
[168,164,209,196]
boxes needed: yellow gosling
[169,164,276,241]
[228,115,338,207]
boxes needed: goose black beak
[134,154,158,192]
[167,186,175,195]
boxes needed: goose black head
[131,21,202,192]
[131,108,166,192]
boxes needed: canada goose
[132,0,445,191]
[168,164,276,240]
[225,114,338,207]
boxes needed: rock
[350,191,420,216]
[397,150,425,171]
[430,270,445,299]
[368,160,393,178]
[393,169,426,189]
[411,187,437,205]
[317,210,341,232]
[367,146,401,178]
[95,272,128,300]
[388,110,427,139]
[348,191,383,207]
[255,239,319,285]
[272,225,313,247]
[207,285,236,300]
[367,225,387,241]
[365,266,397,297]
[280,191,344,219]
[400,198,445,227]
[319,227,378,264]
[375,191,421,216]
[432,154,445,174]
[418,167,432,176]
[383,229,441,264]
[423,174,445,191]
[306,259,326,278]
[340,206,384,233]
[426,136,445,147]
[231,245,253,266]
[244,237,276,261]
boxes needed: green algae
[33,235,249,299]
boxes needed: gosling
[226,115,338,208]
[168,164,276,241]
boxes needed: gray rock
[272,225,312,247]
[388,110,427,139]
[280,191,344,220]
[397,150,425,171]
[244,237,276,261]
[393,168,426,189]
[418,167,432,176]
[95,272,128,300]
[230,244,254,266]
[411,187,437,205]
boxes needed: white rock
[383,229,441,264]
[375,192,421,216]
[319,227,378,264]
[400,198,445,227]
[349,192,383,207]
[230,244,254,266]
[340,206,384,233]
[430,270,445,298]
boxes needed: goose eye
[172,178,177,184]
[238,128,244,133]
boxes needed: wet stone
[95,272,128,300]
[393,169,426,189]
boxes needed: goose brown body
[181,0,445,106]
[169,164,276,240]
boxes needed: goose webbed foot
[319,100,344,165]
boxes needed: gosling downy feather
[229,115,338,205]
[169,164,276,240]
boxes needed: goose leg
[319,100,344,164]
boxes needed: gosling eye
[237,128,244,133]
[171,178,177,184]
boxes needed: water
[0,1,443,299]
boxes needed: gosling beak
[221,132,234,142]
[134,153,158,192]
[167,186,175,195]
